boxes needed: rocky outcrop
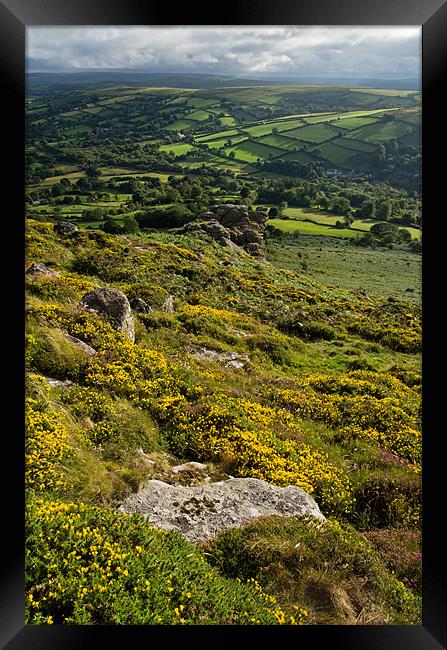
[25,263,59,277]
[79,287,135,342]
[182,204,269,258]
[53,221,78,236]
[119,477,325,543]
[185,220,244,252]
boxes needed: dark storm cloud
[27,26,420,79]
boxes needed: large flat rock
[118,477,325,543]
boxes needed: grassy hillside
[25,218,421,625]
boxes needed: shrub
[364,529,421,593]
[350,475,421,529]
[26,499,300,625]
[135,205,193,229]
[204,516,420,625]
[158,395,354,516]
[25,398,71,494]
[301,321,337,341]
[246,332,293,365]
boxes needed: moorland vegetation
[25,76,422,626]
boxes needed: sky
[27,26,421,80]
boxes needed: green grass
[244,119,307,137]
[97,95,136,105]
[312,140,374,170]
[233,140,282,160]
[158,143,196,156]
[348,119,416,142]
[186,97,220,109]
[278,150,318,165]
[199,135,247,149]
[351,219,422,240]
[351,88,419,97]
[219,116,237,126]
[166,119,195,131]
[335,137,379,153]
[282,207,343,225]
[281,123,341,142]
[205,516,420,624]
[267,218,362,238]
[267,236,421,301]
[333,116,380,130]
[187,109,211,122]
[257,134,301,149]
[82,107,103,114]
[196,129,242,142]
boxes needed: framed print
[1,0,446,647]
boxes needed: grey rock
[170,462,208,474]
[136,448,156,467]
[43,376,73,389]
[130,297,153,314]
[188,345,250,370]
[64,333,97,357]
[25,263,59,277]
[246,242,264,257]
[161,295,175,314]
[54,221,78,236]
[196,205,268,258]
[183,220,244,252]
[243,228,263,244]
[119,477,325,543]
[80,287,135,342]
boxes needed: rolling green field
[277,150,318,164]
[158,143,196,156]
[313,140,376,170]
[231,140,281,160]
[187,109,211,121]
[334,137,378,153]
[346,120,415,142]
[268,218,362,238]
[281,122,341,142]
[257,133,301,149]
[28,83,418,180]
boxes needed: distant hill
[26,71,420,91]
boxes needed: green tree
[122,217,139,234]
[101,219,123,234]
[359,199,376,219]
[376,200,392,221]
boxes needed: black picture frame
[2,1,445,647]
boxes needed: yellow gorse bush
[25,398,70,493]
[29,302,181,402]
[160,395,354,514]
[26,499,304,625]
[273,370,421,465]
